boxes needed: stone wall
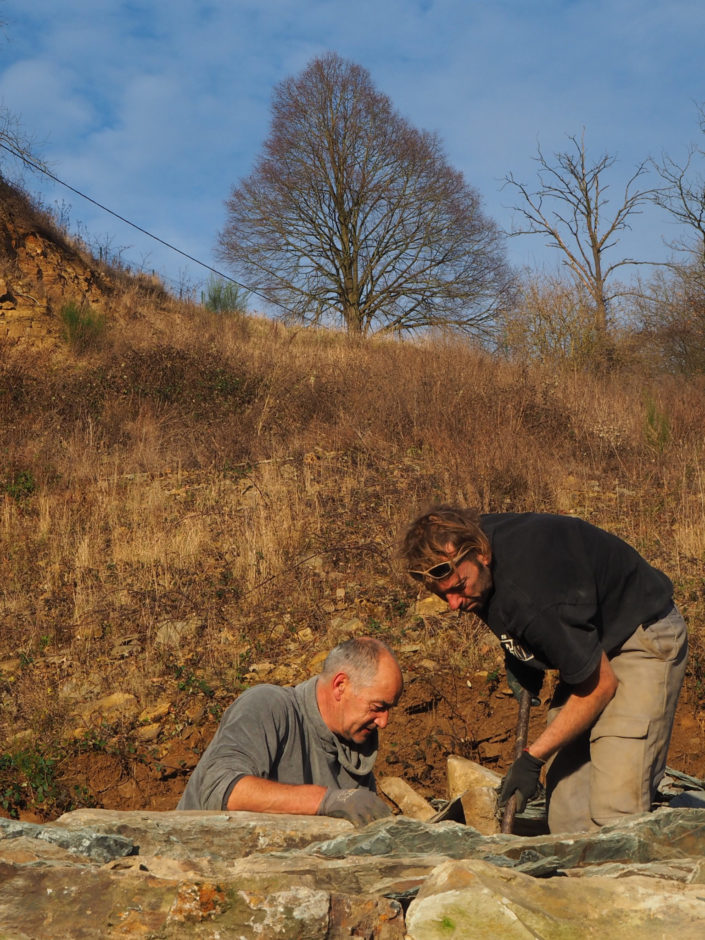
[3,806,705,937]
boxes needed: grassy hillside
[1,184,704,819]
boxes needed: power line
[0,140,291,313]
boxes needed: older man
[177,636,403,826]
[401,505,687,833]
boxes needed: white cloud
[1,0,703,288]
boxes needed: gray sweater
[176,676,378,811]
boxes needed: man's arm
[498,652,618,811]
[527,652,618,762]
[226,776,327,814]
[226,775,392,825]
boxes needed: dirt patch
[46,667,705,817]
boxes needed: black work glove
[505,652,544,707]
[317,788,393,827]
[498,750,544,813]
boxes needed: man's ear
[477,552,491,567]
[331,672,348,700]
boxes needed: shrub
[60,301,106,353]
[3,468,36,502]
[201,277,248,315]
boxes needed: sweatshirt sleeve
[177,685,294,811]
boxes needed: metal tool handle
[500,687,532,834]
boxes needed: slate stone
[302,807,705,875]
[3,805,705,937]
[51,807,351,860]
[0,817,135,863]
[405,857,705,939]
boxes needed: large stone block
[405,857,705,939]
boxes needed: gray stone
[51,807,353,861]
[3,804,705,937]
[0,817,135,863]
[303,808,705,877]
[405,857,705,939]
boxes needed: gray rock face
[2,807,705,937]
[405,858,705,939]
[0,816,135,862]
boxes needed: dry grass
[2,275,705,809]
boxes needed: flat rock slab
[3,806,705,937]
[50,807,352,860]
[0,857,405,939]
[304,807,705,876]
[405,857,705,939]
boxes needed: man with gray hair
[176,636,404,826]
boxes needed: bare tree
[217,53,512,336]
[504,133,653,333]
[652,104,705,260]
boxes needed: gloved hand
[498,750,544,813]
[317,787,393,826]
[505,652,544,706]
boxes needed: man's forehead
[365,661,403,701]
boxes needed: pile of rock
[3,763,705,937]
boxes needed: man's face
[337,655,403,744]
[431,552,493,613]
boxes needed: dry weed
[2,283,705,775]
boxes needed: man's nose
[446,593,463,610]
[374,711,389,729]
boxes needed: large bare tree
[504,133,653,333]
[217,53,511,335]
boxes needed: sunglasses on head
[408,546,472,582]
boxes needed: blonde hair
[400,504,491,573]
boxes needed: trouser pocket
[589,714,652,822]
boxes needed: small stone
[138,701,171,723]
[5,729,35,752]
[0,658,23,677]
[378,777,435,821]
[309,650,328,673]
[75,692,139,722]
[415,595,448,616]
[447,756,501,801]
[155,616,200,648]
[134,722,161,742]
[418,659,438,671]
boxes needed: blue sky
[1,0,704,303]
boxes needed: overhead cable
[0,140,290,312]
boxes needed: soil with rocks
[48,660,705,819]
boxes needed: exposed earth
[1,178,704,824]
[47,637,705,820]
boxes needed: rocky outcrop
[3,806,705,937]
[0,177,112,344]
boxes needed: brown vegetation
[1,182,705,821]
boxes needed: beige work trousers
[545,605,688,834]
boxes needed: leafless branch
[504,132,654,332]
[217,53,513,336]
